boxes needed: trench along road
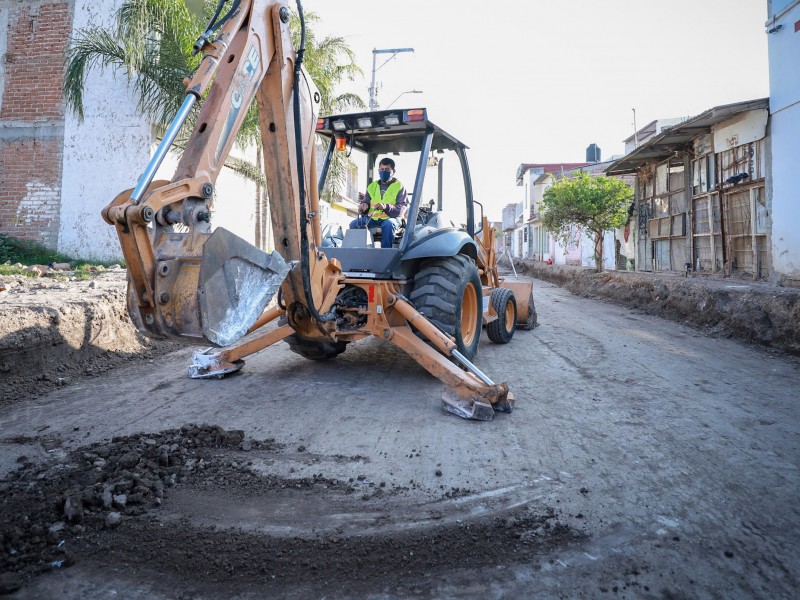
[1,275,798,599]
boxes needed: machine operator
[349,157,408,248]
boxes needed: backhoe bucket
[198,228,288,347]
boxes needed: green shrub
[0,234,122,271]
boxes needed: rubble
[0,425,278,583]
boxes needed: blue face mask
[379,170,392,183]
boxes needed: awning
[605,98,769,175]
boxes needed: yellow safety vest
[367,180,403,220]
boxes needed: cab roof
[316,108,468,154]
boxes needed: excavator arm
[102,0,337,347]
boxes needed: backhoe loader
[102,0,535,420]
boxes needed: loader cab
[315,108,479,279]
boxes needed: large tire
[486,287,516,344]
[409,254,482,361]
[284,334,348,361]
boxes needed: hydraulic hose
[193,0,242,55]
[292,0,332,325]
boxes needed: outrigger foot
[440,386,515,421]
[188,348,244,379]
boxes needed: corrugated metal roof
[605,98,770,175]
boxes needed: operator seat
[368,218,406,247]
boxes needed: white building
[511,160,635,270]
[511,162,591,261]
[766,0,800,285]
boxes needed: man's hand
[373,203,387,211]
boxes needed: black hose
[193,0,240,55]
[205,0,226,31]
[292,0,332,324]
[209,0,241,33]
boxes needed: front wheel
[486,287,516,344]
[409,254,482,361]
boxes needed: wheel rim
[460,282,479,346]
[504,298,515,334]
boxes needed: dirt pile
[517,261,800,355]
[1,425,576,597]
[0,271,176,402]
[0,425,271,590]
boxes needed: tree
[540,172,632,272]
[63,0,364,192]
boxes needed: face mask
[379,170,392,183]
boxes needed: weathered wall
[767,1,800,283]
[1,0,260,260]
[58,0,151,261]
[0,0,71,248]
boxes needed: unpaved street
[1,276,799,599]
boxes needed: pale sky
[308,0,770,219]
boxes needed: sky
[307,0,770,220]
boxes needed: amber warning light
[334,134,347,151]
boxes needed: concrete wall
[59,0,151,261]
[767,0,800,282]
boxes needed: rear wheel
[409,254,482,360]
[486,287,516,344]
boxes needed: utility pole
[632,108,639,149]
[369,47,414,111]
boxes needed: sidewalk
[514,259,800,356]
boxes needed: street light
[386,89,423,109]
[369,47,414,111]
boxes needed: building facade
[511,163,590,262]
[511,161,634,271]
[607,99,772,279]
[766,0,800,285]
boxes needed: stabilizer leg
[388,327,514,421]
[189,323,294,379]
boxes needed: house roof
[606,98,770,175]
[622,120,658,144]
[516,162,592,185]
[531,159,620,185]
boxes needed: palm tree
[63,0,365,197]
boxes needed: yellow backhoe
[102,0,536,420]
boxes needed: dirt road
[1,276,798,599]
